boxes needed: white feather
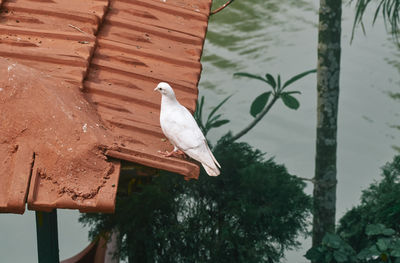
[155,82,220,176]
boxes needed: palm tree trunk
[312,0,342,248]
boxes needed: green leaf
[366,224,386,236]
[392,248,400,258]
[208,114,222,124]
[304,247,323,261]
[281,93,300,110]
[194,99,200,120]
[211,119,230,128]
[250,92,271,118]
[265,73,276,89]
[391,240,400,257]
[357,247,375,260]
[376,238,389,252]
[322,233,342,249]
[372,0,385,24]
[382,228,396,236]
[195,96,206,133]
[333,250,348,262]
[277,74,281,89]
[282,69,317,89]
[324,253,333,263]
[234,72,268,83]
[207,95,232,122]
[196,96,205,123]
[285,91,302,95]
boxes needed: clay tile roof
[0,0,212,214]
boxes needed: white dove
[154,82,221,176]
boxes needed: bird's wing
[161,104,205,151]
[184,140,220,176]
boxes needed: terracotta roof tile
[0,0,211,213]
[85,0,212,178]
[0,143,34,214]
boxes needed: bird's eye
[159,88,163,90]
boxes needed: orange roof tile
[88,0,211,179]
[0,0,211,213]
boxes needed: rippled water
[201,0,399,261]
[1,1,399,262]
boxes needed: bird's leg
[175,149,187,158]
[159,150,175,157]
[158,146,178,157]
[172,146,188,158]
[159,146,187,158]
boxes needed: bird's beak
[154,87,158,92]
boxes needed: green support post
[35,210,60,263]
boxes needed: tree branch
[227,94,279,144]
[295,176,315,184]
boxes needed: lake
[0,0,399,262]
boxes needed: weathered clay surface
[0,58,120,213]
[0,0,212,213]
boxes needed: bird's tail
[205,143,221,168]
[202,163,220,176]
[186,141,221,176]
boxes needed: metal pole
[35,210,60,263]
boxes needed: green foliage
[234,69,316,117]
[305,233,357,263]
[305,225,400,263]
[337,155,400,251]
[306,156,400,263]
[351,0,400,41]
[80,136,312,263]
[357,224,400,263]
[194,95,231,136]
[80,174,185,262]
